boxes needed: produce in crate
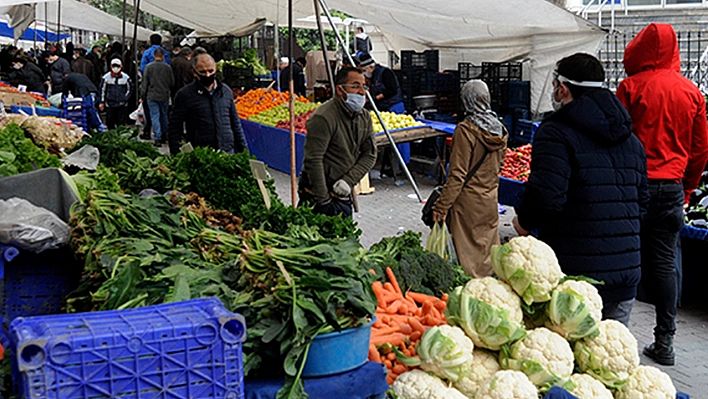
[216,49,269,75]
[563,373,613,399]
[370,111,424,133]
[499,327,574,391]
[500,144,532,182]
[248,102,319,126]
[614,365,676,399]
[445,281,526,351]
[475,370,538,399]
[573,319,640,389]
[396,325,474,382]
[544,279,603,340]
[235,88,309,118]
[274,109,316,134]
[392,370,468,399]
[491,236,565,305]
[452,349,501,398]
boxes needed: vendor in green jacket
[298,67,377,217]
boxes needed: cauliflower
[545,279,603,340]
[453,349,501,398]
[573,319,639,389]
[476,370,538,399]
[565,373,613,399]
[392,370,469,399]
[400,325,474,382]
[463,277,523,323]
[616,366,676,399]
[500,327,574,391]
[491,236,565,305]
[446,286,526,351]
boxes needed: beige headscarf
[461,80,504,137]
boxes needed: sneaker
[643,334,675,366]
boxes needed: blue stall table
[244,362,388,399]
[10,104,63,118]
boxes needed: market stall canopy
[0,0,156,41]
[135,0,606,112]
[0,19,68,42]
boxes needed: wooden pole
[289,0,297,206]
[313,0,335,93]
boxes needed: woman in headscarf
[432,80,508,277]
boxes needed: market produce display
[249,102,319,127]
[475,370,538,399]
[371,111,425,133]
[452,349,501,398]
[235,88,310,119]
[564,373,613,399]
[3,113,85,149]
[0,122,61,176]
[501,144,532,182]
[0,81,50,106]
[67,126,161,167]
[615,365,677,399]
[274,110,316,134]
[216,48,270,76]
[544,279,603,340]
[686,171,708,228]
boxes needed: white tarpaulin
[136,0,606,112]
[0,0,155,41]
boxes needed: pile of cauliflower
[391,236,678,399]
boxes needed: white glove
[333,179,351,197]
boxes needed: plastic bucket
[301,319,373,377]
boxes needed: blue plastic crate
[513,118,535,145]
[498,176,525,208]
[0,245,82,333]
[507,81,531,109]
[10,105,63,118]
[10,297,246,399]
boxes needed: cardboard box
[0,87,38,106]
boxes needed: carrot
[399,324,413,335]
[433,300,447,312]
[381,315,390,324]
[409,331,422,342]
[408,317,426,334]
[386,267,403,295]
[392,364,407,374]
[421,300,434,316]
[372,326,400,336]
[442,293,449,302]
[386,373,395,385]
[369,345,382,362]
[383,282,396,293]
[407,292,441,305]
[415,307,422,317]
[386,300,404,314]
[408,344,417,356]
[398,304,408,315]
[369,269,377,275]
[386,352,396,361]
[430,307,442,320]
[402,348,411,357]
[371,333,406,346]
[383,359,393,369]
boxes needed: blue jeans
[603,299,635,327]
[147,100,169,141]
[86,93,104,132]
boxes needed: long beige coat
[432,119,507,277]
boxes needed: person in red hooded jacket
[617,23,708,367]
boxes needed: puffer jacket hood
[623,23,680,76]
[547,88,633,146]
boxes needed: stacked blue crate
[61,96,88,132]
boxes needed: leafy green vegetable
[68,126,160,167]
[71,165,122,201]
[0,123,61,176]
[115,150,190,194]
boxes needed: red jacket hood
[623,23,680,76]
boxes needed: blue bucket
[301,319,373,377]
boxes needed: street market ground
[269,168,708,396]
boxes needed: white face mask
[73,54,78,60]
[111,67,121,74]
[343,92,366,113]
[13,64,21,70]
[551,85,563,112]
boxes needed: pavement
[269,168,708,397]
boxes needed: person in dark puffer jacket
[512,53,649,326]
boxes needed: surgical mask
[197,73,216,87]
[363,70,372,78]
[73,54,78,60]
[551,86,563,112]
[13,64,21,70]
[111,67,121,74]
[343,92,366,113]
[47,58,55,64]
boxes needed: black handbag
[421,148,489,227]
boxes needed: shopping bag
[129,103,145,126]
[426,222,450,259]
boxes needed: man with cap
[358,53,403,114]
[99,58,132,129]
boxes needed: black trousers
[298,191,352,218]
[641,180,684,335]
[105,106,127,130]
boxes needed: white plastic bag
[426,222,451,259]
[0,198,69,252]
[129,103,145,126]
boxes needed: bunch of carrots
[235,88,309,118]
[368,267,449,384]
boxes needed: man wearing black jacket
[168,53,248,155]
[9,57,46,93]
[513,53,649,326]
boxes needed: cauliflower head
[416,325,474,382]
[463,277,523,323]
[545,279,603,340]
[476,370,538,399]
[491,236,565,305]
[500,327,574,391]
[392,370,469,399]
[445,286,527,351]
[453,349,501,398]
[573,319,639,389]
[615,366,676,399]
[565,373,613,399]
